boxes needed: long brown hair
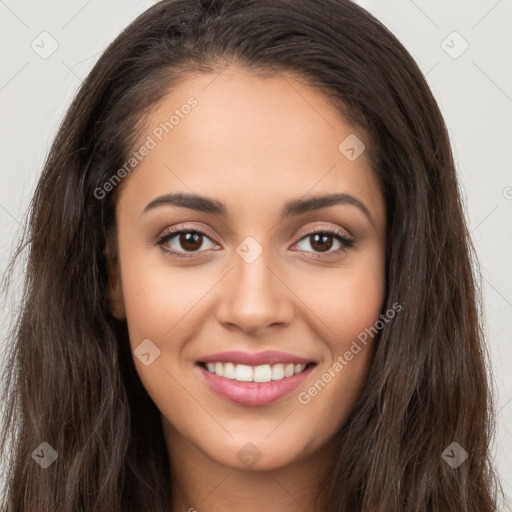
[0,0,505,510]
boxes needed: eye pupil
[310,233,333,253]
[180,232,203,251]
[160,229,347,258]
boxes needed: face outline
[107,64,387,474]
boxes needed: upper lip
[197,350,315,366]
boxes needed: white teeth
[202,361,312,382]
[294,364,306,374]
[271,364,284,380]
[253,364,272,383]
[223,362,236,379]
[234,364,253,382]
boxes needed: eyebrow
[142,192,374,227]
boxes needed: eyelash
[155,224,356,260]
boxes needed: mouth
[195,359,318,407]
[196,360,317,382]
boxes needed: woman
[0,0,504,510]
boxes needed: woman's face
[108,65,386,471]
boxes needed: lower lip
[196,363,316,407]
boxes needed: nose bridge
[216,236,293,333]
[234,237,276,308]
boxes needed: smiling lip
[197,350,314,366]
[196,362,316,407]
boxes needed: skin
[107,65,386,512]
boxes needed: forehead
[119,65,384,228]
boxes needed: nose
[215,247,295,336]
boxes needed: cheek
[295,272,385,442]
[292,251,385,416]
[117,243,210,347]
[329,269,385,350]
[299,254,386,354]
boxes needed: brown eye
[294,228,355,257]
[308,233,334,253]
[156,228,219,258]
[178,232,203,252]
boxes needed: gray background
[0,0,511,507]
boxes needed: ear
[105,244,126,320]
